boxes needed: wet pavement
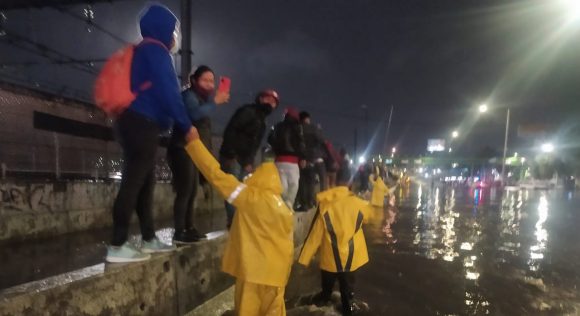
[288,181,580,315]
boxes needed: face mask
[170,28,181,55]
[261,103,274,115]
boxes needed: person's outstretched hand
[214,90,230,105]
[185,126,200,144]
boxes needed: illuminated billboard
[427,139,446,152]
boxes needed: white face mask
[170,28,181,55]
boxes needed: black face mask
[259,103,274,115]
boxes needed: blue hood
[139,4,178,48]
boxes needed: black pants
[111,110,159,246]
[315,161,327,192]
[167,145,198,233]
[321,270,355,316]
[297,164,315,208]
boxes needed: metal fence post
[53,132,60,179]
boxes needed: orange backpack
[94,38,166,117]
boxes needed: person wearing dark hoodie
[219,89,279,228]
[106,3,194,263]
[168,65,229,244]
[296,111,326,211]
[268,107,306,209]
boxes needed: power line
[0,58,106,67]
[53,6,128,45]
[1,30,98,75]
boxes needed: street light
[477,104,510,186]
[541,143,554,153]
[358,155,366,164]
[560,0,580,22]
[392,147,396,153]
[452,130,459,138]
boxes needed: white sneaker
[141,237,176,253]
[106,242,151,263]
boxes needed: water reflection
[361,182,575,315]
[529,194,549,271]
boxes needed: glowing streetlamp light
[541,143,554,153]
[478,104,488,113]
[452,130,459,138]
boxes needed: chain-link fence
[0,83,174,181]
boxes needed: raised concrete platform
[0,208,317,315]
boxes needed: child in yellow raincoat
[185,127,293,316]
[370,174,390,208]
[298,169,381,315]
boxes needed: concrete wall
[0,210,317,316]
[0,180,177,242]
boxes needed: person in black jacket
[296,111,326,211]
[168,65,229,243]
[268,107,306,208]
[219,89,279,228]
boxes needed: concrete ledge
[0,209,317,316]
[0,232,232,316]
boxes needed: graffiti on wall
[0,184,54,213]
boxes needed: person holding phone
[168,65,230,244]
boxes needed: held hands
[185,126,200,144]
[214,90,230,105]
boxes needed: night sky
[1,0,580,157]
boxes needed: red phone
[218,76,231,93]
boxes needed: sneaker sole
[173,239,199,245]
[141,247,176,254]
[105,255,151,263]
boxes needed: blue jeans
[219,156,248,228]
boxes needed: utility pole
[384,105,394,154]
[354,128,358,162]
[180,0,193,85]
[500,108,510,186]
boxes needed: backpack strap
[132,37,169,93]
[137,37,169,51]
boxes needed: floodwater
[289,182,580,315]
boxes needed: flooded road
[353,182,580,315]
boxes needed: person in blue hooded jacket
[106,3,194,263]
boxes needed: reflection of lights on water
[530,252,544,260]
[466,271,480,280]
[529,194,549,270]
[460,242,473,251]
[416,185,422,209]
[473,189,480,206]
[443,254,455,262]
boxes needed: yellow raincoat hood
[244,163,283,194]
[371,176,390,207]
